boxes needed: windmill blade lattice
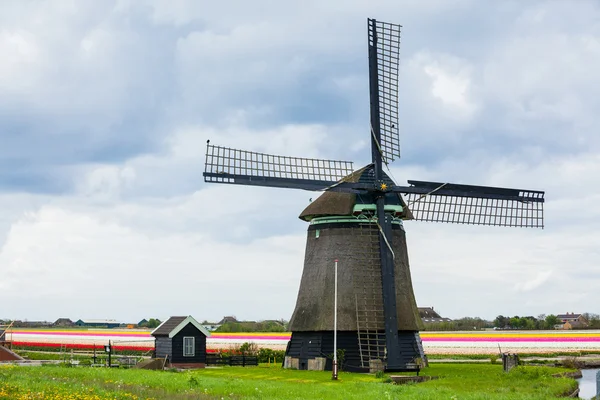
[397,180,545,228]
[368,18,401,163]
[204,143,354,191]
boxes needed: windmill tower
[203,18,545,372]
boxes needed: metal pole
[332,259,338,380]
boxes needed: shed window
[183,336,195,357]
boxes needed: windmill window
[183,337,195,357]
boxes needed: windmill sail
[368,18,402,164]
[395,180,545,228]
[367,18,405,370]
[204,143,354,191]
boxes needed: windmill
[203,18,545,372]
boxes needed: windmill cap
[298,164,413,222]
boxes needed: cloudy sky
[1,0,598,323]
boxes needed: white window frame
[183,336,195,357]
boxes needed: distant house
[562,320,587,330]
[53,318,74,327]
[75,319,121,329]
[218,316,239,324]
[418,307,453,324]
[557,313,589,328]
[138,319,148,327]
[151,316,210,369]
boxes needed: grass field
[0,363,578,400]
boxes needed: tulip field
[6,329,600,355]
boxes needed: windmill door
[299,334,322,370]
[299,339,308,370]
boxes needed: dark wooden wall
[155,336,172,359]
[171,323,206,364]
[286,330,424,372]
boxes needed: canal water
[577,369,600,399]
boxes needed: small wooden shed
[151,316,210,369]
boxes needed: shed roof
[151,316,210,338]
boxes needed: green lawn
[0,363,578,400]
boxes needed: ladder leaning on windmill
[203,18,545,373]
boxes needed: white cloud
[0,31,40,92]
[423,58,476,118]
[514,270,553,293]
[79,165,136,201]
[0,204,305,321]
[480,6,600,146]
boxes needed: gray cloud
[0,0,599,321]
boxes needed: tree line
[582,313,600,328]
[421,313,600,331]
[493,315,558,330]
[495,313,600,330]
[421,317,492,331]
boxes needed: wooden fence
[206,354,258,367]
